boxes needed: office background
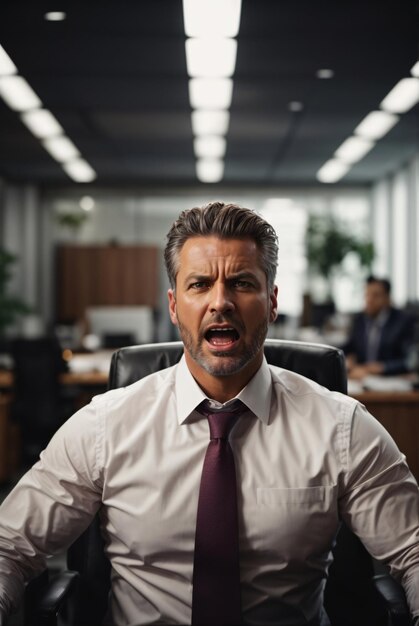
[0,0,418,341]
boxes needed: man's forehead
[177,236,264,275]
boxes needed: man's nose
[209,283,234,313]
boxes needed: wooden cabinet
[55,245,159,322]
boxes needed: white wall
[371,154,419,305]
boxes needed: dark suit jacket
[342,307,416,375]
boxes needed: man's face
[168,236,277,384]
[365,282,390,317]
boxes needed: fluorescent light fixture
[194,135,226,158]
[43,136,80,162]
[411,61,419,77]
[354,110,399,140]
[189,78,233,109]
[316,159,350,183]
[21,109,64,139]
[183,0,241,37]
[380,77,419,113]
[334,136,375,163]
[191,110,230,135]
[316,68,334,79]
[196,158,224,183]
[44,11,66,21]
[62,159,97,183]
[186,38,237,78]
[0,45,17,75]
[0,75,41,111]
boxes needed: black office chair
[22,340,411,626]
[10,337,75,468]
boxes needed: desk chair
[24,340,411,626]
[10,337,75,467]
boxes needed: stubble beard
[176,315,269,377]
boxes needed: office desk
[352,390,419,481]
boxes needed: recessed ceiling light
[316,68,334,79]
[194,135,226,159]
[21,109,64,139]
[191,110,230,135]
[380,77,419,113]
[0,75,41,111]
[189,78,233,109]
[411,61,419,77]
[354,110,399,140]
[43,136,80,162]
[186,38,237,78]
[183,0,241,37]
[316,159,350,183]
[44,11,66,21]
[196,158,224,183]
[80,196,95,211]
[288,101,304,112]
[62,159,97,183]
[334,136,375,163]
[0,45,17,76]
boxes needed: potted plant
[304,215,374,326]
[0,248,31,344]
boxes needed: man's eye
[233,280,252,288]
[190,281,208,290]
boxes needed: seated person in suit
[0,203,419,626]
[342,275,416,379]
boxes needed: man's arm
[0,401,103,620]
[339,403,419,622]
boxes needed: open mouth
[205,327,240,348]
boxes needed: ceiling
[0,0,419,188]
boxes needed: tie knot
[200,400,245,440]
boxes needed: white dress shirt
[0,356,419,625]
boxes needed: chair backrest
[67,339,384,626]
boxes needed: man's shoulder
[92,361,178,409]
[266,362,356,409]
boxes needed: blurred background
[0,0,419,478]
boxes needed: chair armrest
[31,571,79,626]
[373,574,412,626]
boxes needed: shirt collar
[175,354,272,425]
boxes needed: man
[0,202,419,625]
[343,276,416,379]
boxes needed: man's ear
[168,289,178,325]
[269,285,278,324]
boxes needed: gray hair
[164,201,278,290]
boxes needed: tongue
[208,330,237,346]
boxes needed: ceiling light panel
[44,11,66,21]
[62,159,97,183]
[186,38,237,78]
[194,135,226,158]
[411,61,419,77]
[21,109,64,139]
[191,110,230,135]
[189,78,233,109]
[183,0,241,37]
[380,77,419,113]
[354,110,399,140]
[0,75,41,111]
[196,158,224,183]
[43,136,80,162]
[334,136,375,163]
[316,159,350,183]
[0,45,17,75]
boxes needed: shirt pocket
[252,486,338,559]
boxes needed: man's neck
[184,353,263,404]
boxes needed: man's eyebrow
[182,272,210,284]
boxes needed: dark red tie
[192,401,244,626]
